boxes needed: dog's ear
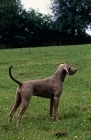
[62,66,69,74]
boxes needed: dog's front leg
[53,97,59,121]
[49,98,54,118]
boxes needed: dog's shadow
[22,110,79,125]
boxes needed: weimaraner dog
[8,63,77,126]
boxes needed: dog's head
[59,63,77,75]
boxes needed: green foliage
[0,44,91,140]
[0,0,23,47]
[51,0,91,44]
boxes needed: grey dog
[8,63,77,126]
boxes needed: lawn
[0,44,91,140]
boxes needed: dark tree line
[0,0,91,48]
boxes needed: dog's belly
[33,89,53,98]
[34,93,53,98]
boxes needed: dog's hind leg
[16,97,31,126]
[8,92,21,124]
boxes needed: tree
[51,0,91,44]
[0,0,23,47]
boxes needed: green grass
[0,44,91,140]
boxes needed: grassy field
[0,44,91,140]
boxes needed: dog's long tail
[9,66,22,86]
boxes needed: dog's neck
[54,68,67,82]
